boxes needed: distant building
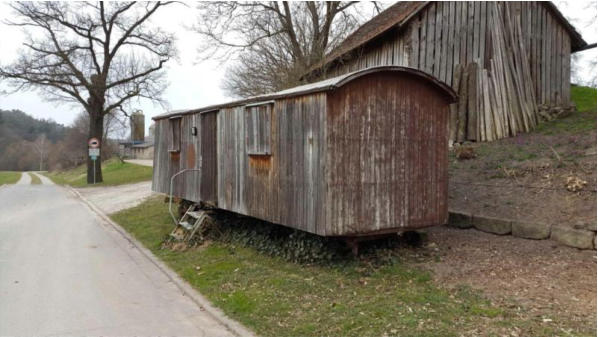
[119,111,154,159]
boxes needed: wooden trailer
[152,66,456,237]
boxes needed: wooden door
[200,111,218,204]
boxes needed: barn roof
[304,1,589,78]
[153,66,457,120]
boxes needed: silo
[130,111,145,143]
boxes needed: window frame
[245,101,273,156]
[168,116,182,153]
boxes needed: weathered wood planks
[318,1,575,143]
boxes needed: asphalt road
[0,183,235,337]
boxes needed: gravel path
[15,172,30,185]
[76,181,154,214]
[124,159,153,167]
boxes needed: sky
[0,1,596,134]
[0,2,227,132]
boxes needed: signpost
[88,138,100,184]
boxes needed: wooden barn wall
[217,94,327,235]
[326,29,410,77]
[320,1,572,142]
[325,73,450,236]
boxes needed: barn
[303,1,591,142]
[153,66,456,237]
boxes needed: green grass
[0,171,21,185]
[29,173,42,185]
[535,85,597,135]
[45,158,152,187]
[111,197,568,337]
[571,85,597,113]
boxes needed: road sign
[88,137,100,148]
[89,148,100,157]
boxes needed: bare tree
[193,2,383,97]
[31,133,48,171]
[0,2,176,183]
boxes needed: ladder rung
[187,211,204,219]
[179,221,193,230]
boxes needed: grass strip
[0,171,21,185]
[111,197,565,337]
[45,158,152,187]
[29,173,42,185]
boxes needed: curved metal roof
[154,66,457,120]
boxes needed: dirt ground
[404,225,596,334]
[76,181,154,214]
[124,159,153,167]
[449,130,596,228]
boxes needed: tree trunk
[87,112,104,184]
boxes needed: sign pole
[88,137,101,185]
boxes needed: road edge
[67,186,255,337]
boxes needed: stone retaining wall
[448,210,597,250]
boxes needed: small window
[245,102,272,155]
[169,117,181,152]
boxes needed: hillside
[0,109,67,171]
[449,85,597,227]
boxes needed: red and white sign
[88,137,100,148]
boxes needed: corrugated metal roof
[153,66,457,120]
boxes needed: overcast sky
[0,1,595,133]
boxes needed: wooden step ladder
[169,204,209,242]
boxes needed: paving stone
[448,211,472,229]
[551,226,594,250]
[573,221,597,232]
[511,221,551,240]
[472,216,511,235]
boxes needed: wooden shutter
[169,117,181,152]
[245,102,272,155]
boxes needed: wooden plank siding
[152,113,216,204]
[216,94,328,234]
[316,1,574,142]
[200,111,218,204]
[326,72,451,235]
